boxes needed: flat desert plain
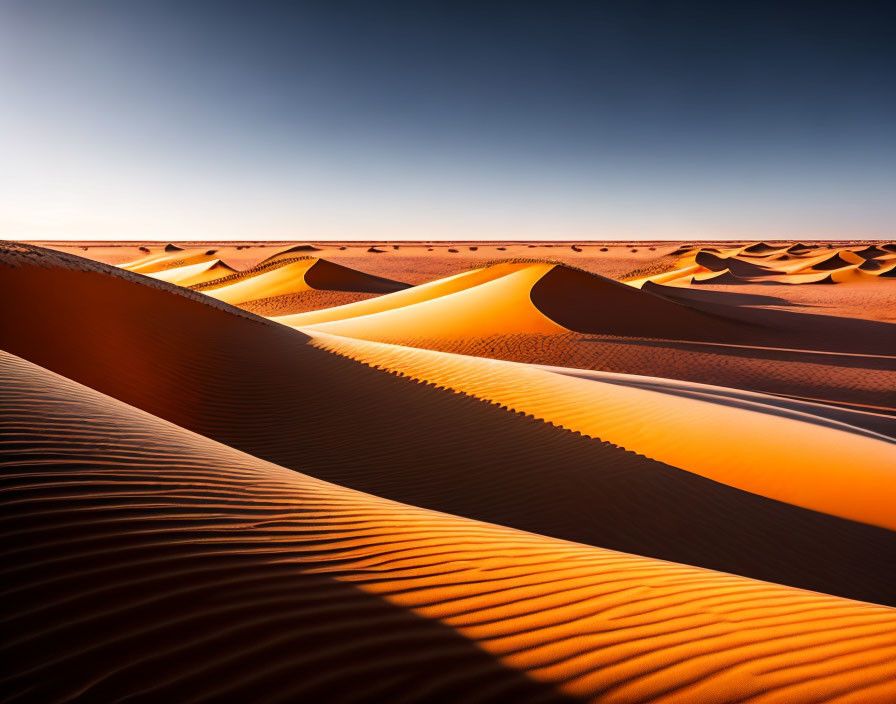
[2,239,896,703]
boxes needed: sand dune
[196,256,409,306]
[117,244,410,314]
[146,258,238,287]
[634,243,896,290]
[280,261,739,344]
[275,260,543,327]
[121,246,220,274]
[307,330,896,531]
[276,260,896,356]
[374,331,896,436]
[305,262,566,340]
[4,351,896,703]
[2,242,894,606]
[694,250,777,277]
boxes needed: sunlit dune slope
[120,246,220,274]
[306,262,567,339]
[307,331,896,531]
[2,242,895,604]
[281,262,732,343]
[275,260,541,327]
[282,261,896,355]
[4,352,896,703]
[146,258,237,286]
[383,330,896,433]
[199,256,409,305]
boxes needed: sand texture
[3,239,895,702]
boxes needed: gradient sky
[1,0,894,241]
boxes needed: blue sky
[1,1,894,241]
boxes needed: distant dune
[146,258,238,286]
[116,243,410,315]
[276,260,896,356]
[631,242,896,289]
[4,350,896,702]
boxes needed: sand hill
[275,260,896,356]
[630,242,896,288]
[116,243,410,315]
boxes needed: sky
[1,0,894,241]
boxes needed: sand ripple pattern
[3,352,896,703]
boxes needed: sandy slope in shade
[4,352,896,704]
[3,242,896,607]
[306,331,896,531]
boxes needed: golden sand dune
[303,262,566,339]
[145,258,238,287]
[275,260,542,327]
[4,351,895,703]
[2,242,894,606]
[279,261,734,344]
[308,331,896,531]
[279,260,895,356]
[383,330,896,434]
[633,243,896,289]
[118,245,410,312]
[120,246,221,274]
[200,256,408,304]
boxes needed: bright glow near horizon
[1,2,894,242]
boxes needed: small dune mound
[853,245,891,259]
[742,241,783,254]
[695,250,776,277]
[807,251,862,271]
[263,243,321,259]
[689,269,751,285]
[860,258,887,271]
[120,247,221,275]
[637,242,896,288]
[147,259,238,287]
[202,257,409,306]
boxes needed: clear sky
[1,0,894,241]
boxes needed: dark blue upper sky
[1,0,894,240]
